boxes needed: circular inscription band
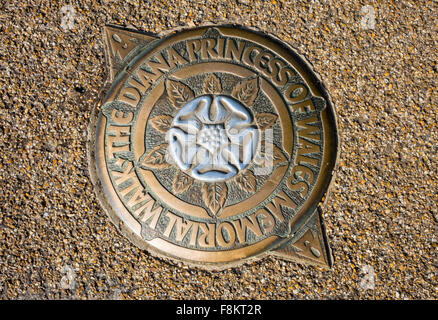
[89,25,338,269]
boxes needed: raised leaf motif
[140,143,170,169]
[203,74,222,94]
[201,182,227,217]
[234,170,257,193]
[256,113,278,130]
[166,79,194,108]
[231,77,259,106]
[173,171,193,194]
[150,114,173,133]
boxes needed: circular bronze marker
[88,25,339,269]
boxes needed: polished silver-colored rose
[166,95,259,182]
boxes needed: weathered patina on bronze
[88,24,339,269]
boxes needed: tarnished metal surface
[88,25,339,269]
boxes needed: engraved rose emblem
[167,94,259,182]
[140,74,286,217]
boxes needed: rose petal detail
[192,148,237,182]
[166,128,198,171]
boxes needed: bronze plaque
[88,25,339,269]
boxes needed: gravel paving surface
[0,0,436,299]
